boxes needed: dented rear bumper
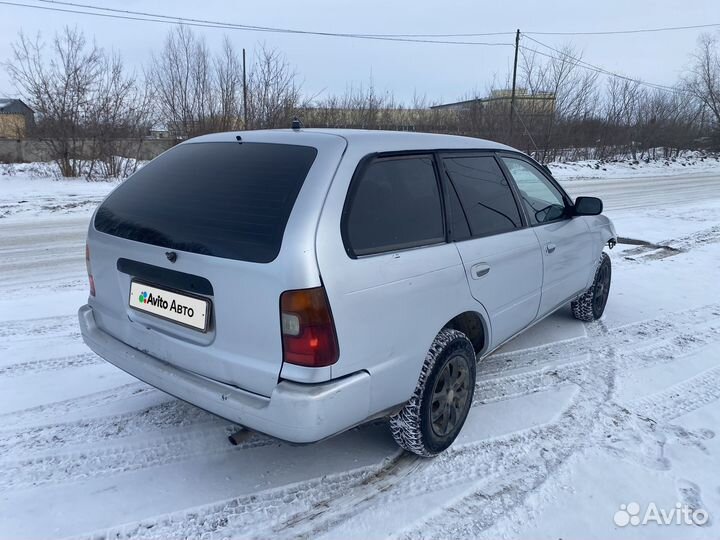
[78,304,371,443]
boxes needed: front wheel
[389,329,476,457]
[571,252,612,322]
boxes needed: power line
[520,35,686,95]
[520,44,685,95]
[4,0,718,43]
[37,0,518,38]
[2,0,707,94]
[524,22,720,36]
[25,1,720,40]
[0,0,514,46]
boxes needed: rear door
[499,155,594,317]
[440,152,543,348]
[88,135,346,397]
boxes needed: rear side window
[344,156,444,256]
[94,142,317,263]
[442,155,522,238]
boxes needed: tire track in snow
[0,314,79,341]
[0,382,151,431]
[628,364,720,423]
[479,303,720,379]
[0,352,100,378]
[269,453,424,540]
[476,323,720,405]
[474,306,720,406]
[71,452,406,540]
[0,425,274,491]
[0,399,220,456]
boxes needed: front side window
[501,157,567,225]
[344,156,444,256]
[442,155,522,238]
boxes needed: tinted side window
[501,157,567,225]
[446,182,471,241]
[442,155,522,237]
[345,156,444,256]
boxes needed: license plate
[129,281,210,332]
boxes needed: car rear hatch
[86,132,347,397]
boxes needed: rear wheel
[571,252,612,322]
[389,329,476,457]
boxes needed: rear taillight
[85,244,95,297]
[280,286,339,368]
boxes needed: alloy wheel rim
[431,355,470,438]
[593,263,610,313]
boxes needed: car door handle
[545,243,556,254]
[471,263,491,279]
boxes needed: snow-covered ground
[549,151,720,181]
[0,161,719,539]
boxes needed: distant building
[0,99,35,138]
[431,89,556,117]
[148,127,173,139]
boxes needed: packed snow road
[0,171,719,539]
[562,171,720,210]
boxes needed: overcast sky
[1,0,717,104]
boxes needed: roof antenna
[291,117,303,131]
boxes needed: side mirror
[574,196,603,216]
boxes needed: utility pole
[509,29,520,137]
[242,48,248,129]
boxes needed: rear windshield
[94,142,318,263]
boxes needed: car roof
[187,128,515,154]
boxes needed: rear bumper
[78,305,371,443]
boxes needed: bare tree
[215,36,243,131]
[518,45,598,162]
[89,52,155,178]
[5,27,150,178]
[599,78,644,158]
[246,44,303,129]
[7,28,101,176]
[147,27,248,136]
[635,89,702,158]
[685,32,720,147]
[147,26,216,137]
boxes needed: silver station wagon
[79,129,616,456]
